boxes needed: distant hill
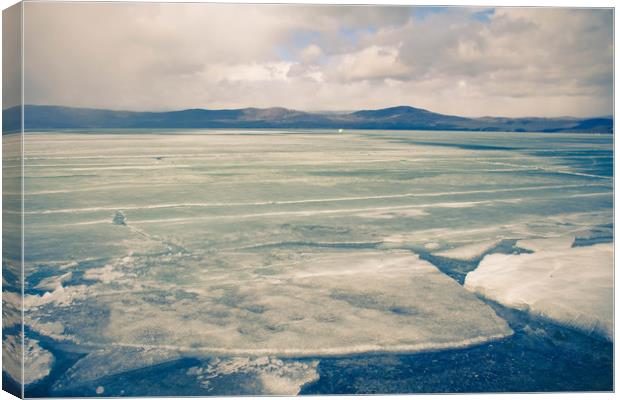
[2,104,613,133]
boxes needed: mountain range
[2,105,613,133]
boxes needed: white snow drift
[465,237,613,340]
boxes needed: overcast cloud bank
[22,4,613,118]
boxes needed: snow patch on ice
[3,291,22,329]
[188,357,319,395]
[59,261,79,271]
[516,236,574,252]
[383,212,610,249]
[434,240,501,261]
[28,320,66,338]
[25,284,90,308]
[83,264,126,283]
[464,240,613,340]
[35,272,73,291]
[3,335,54,385]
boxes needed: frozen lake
[3,129,613,395]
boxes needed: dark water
[301,302,613,394]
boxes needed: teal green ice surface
[7,129,613,395]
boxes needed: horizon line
[2,104,613,120]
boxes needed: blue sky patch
[411,7,448,21]
[471,8,495,22]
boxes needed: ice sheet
[19,130,613,394]
[464,239,613,340]
[53,348,181,391]
[27,251,512,356]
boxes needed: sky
[19,3,613,118]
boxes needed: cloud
[3,3,22,109]
[299,44,323,64]
[205,62,292,84]
[332,45,411,82]
[21,3,612,117]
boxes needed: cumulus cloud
[21,3,612,117]
[332,45,412,82]
[299,44,323,64]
